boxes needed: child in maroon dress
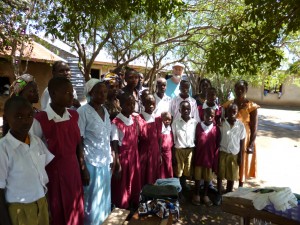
[139,94,160,186]
[111,93,141,209]
[156,112,174,179]
[193,108,221,207]
[198,87,222,125]
[32,77,90,225]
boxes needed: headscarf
[103,72,120,85]
[10,74,35,97]
[84,78,101,97]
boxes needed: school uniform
[172,117,198,177]
[194,122,221,181]
[153,93,171,117]
[170,95,200,122]
[138,111,161,186]
[0,132,54,225]
[156,117,174,179]
[218,119,246,181]
[111,113,141,209]
[32,105,84,225]
[77,104,112,225]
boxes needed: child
[32,77,89,225]
[198,87,222,125]
[193,108,221,206]
[217,103,246,194]
[156,112,174,179]
[170,80,200,122]
[153,78,171,117]
[172,101,198,191]
[77,79,112,224]
[0,96,54,225]
[193,78,212,106]
[139,94,160,186]
[111,93,141,209]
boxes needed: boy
[0,96,54,225]
[32,77,89,225]
[153,78,171,117]
[217,103,246,194]
[172,101,198,191]
[170,80,200,122]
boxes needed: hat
[10,74,35,97]
[84,78,101,97]
[172,62,185,69]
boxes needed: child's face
[227,105,238,121]
[6,105,33,136]
[125,72,139,88]
[144,97,156,114]
[20,82,39,104]
[204,110,215,125]
[206,91,216,104]
[179,83,189,97]
[121,97,135,116]
[162,114,172,126]
[52,83,74,108]
[156,80,166,94]
[90,83,108,105]
[180,102,191,119]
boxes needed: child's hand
[81,167,90,186]
[113,159,122,179]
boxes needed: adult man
[165,62,191,98]
[40,61,81,110]
[153,78,171,117]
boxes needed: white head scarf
[84,78,101,97]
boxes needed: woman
[2,74,39,136]
[223,80,260,187]
[77,79,112,224]
[193,78,212,106]
[103,72,122,121]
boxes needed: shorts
[194,166,213,181]
[218,151,239,181]
[175,147,194,177]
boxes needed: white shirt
[77,104,112,167]
[32,105,71,139]
[153,93,171,117]
[161,123,171,135]
[0,132,54,203]
[219,119,246,155]
[202,101,219,110]
[172,117,198,148]
[200,121,214,134]
[141,111,155,123]
[111,113,134,146]
[40,87,78,110]
[170,95,200,122]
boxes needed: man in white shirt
[172,101,198,191]
[153,78,171,117]
[40,61,80,110]
[217,103,246,194]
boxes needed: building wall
[0,60,52,116]
[247,82,300,107]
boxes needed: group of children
[0,67,247,225]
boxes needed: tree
[44,0,184,81]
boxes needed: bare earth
[177,106,300,225]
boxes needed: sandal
[192,195,201,206]
[203,196,213,207]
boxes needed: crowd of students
[0,61,260,225]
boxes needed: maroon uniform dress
[35,110,84,225]
[138,115,161,186]
[156,117,174,179]
[194,123,221,173]
[111,116,141,209]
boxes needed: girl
[103,72,122,121]
[77,79,111,224]
[111,93,141,209]
[193,108,221,206]
[193,78,212,106]
[156,112,173,179]
[139,94,160,186]
[2,74,39,136]
[32,77,89,225]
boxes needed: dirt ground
[176,106,300,225]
